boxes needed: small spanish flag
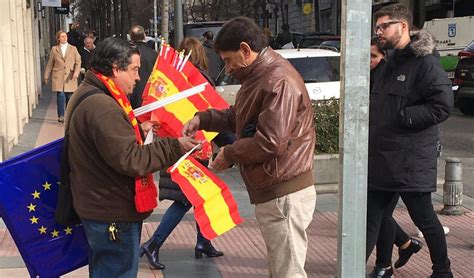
[169,157,243,240]
[138,43,229,160]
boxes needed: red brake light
[458,51,474,59]
[453,78,464,85]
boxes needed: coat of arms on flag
[169,155,243,240]
[138,42,229,160]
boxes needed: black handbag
[55,89,102,226]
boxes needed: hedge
[313,99,339,154]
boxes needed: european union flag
[0,139,88,277]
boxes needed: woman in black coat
[140,37,230,270]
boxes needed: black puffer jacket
[368,30,453,192]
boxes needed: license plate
[447,71,455,79]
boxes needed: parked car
[298,35,341,49]
[169,21,225,47]
[215,48,340,105]
[452,40,474,115]
[457,40,474,59]
[453,57,474,115]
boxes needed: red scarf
[95,72,157,213]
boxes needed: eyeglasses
[374,21,402,33]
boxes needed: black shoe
[394,238,423,268]
[195,241,224,259]
[140,238,165,270]
[58,116,64,123]
[368,266,394,278]
[430,272,453,278]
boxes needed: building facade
[267,0,474,37]
[0,0,63,161]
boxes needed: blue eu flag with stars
[0,139,88,277]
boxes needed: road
[439,108,474,198]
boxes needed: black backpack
[55,89,102,226]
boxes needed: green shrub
[312,99,339,154]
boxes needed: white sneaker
[415,226,450,238]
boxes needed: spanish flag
[138,43,228,160]
[169,156,243,240]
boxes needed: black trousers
[366,191,451,275]
[375,194,410,267]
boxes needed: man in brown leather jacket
[183,17,316,278]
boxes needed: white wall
[0,0,40,161]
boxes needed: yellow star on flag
[51,229,60,238]
[64,227,73,235]
[32,191,41,199]
[29,216,39,224]
[27,203,36,212]
[38,226,47,234]
[42,182,52,190]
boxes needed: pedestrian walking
[275,23,292,49]
[202,31,224,82]
[367,4,453,278]
[78,36,95,82]
[369,37,423,278]
[44,30,81,123]
[183,17,316,278]
[66,37,200,277]
[128,25,158,109]
[140,37,224,270]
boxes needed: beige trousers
[255,186,317,278]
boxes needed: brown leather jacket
[198,48,315,204]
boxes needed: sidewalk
[1,88,473,277]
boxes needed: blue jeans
[81,219,142,278]
[151,201,206,246]
[57,91,73,117]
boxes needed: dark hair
[89,37,139,77]
[178,37,208,71]
[370,36,384,54]
[129,25,146,42]
[374,4,413,29]
[282,24,290,31]
[202,31,214,40]
[214,17,268,52]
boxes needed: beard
[378,30,402,50]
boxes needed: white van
[423,16,474,78]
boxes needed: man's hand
[44,78,49,85]
[141,120,160,138]
[73,72,79,79]
[210,147,232,172]
[178,137,201,153]
[182,116,200,138]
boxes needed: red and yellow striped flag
[169,157,243,239]
[137,43,229,160]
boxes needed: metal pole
[154,0,158,51]
[452,0,455,18]
[441,158,464,215]
[337,0,372,276]
[174,0,183,46]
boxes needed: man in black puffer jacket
[367,4,453,278]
